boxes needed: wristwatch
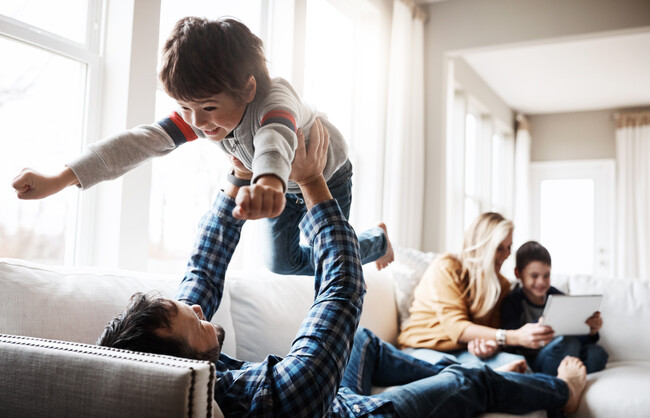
[226,169,251,187]
[496,329,507,346]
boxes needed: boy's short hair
[515,241,552,272]
[159,16,271,102]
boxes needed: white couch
[1,254,649,417]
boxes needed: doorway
[530,160,615,277]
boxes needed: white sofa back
[568,274,650,362]
[0,258,397,363]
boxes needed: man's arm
[174,184,246,320]
[265,118,365,416]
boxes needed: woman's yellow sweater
[397,254,511,351]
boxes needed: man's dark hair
[159,16,271,102]
[515,241,552,272]
[97,292,196,359]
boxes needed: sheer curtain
[513,115,532,247]
[382,0,427,249]
[616,111,650,279]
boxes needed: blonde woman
[398,212,554,369]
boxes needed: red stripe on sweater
[261,110,296,131]
[169,111,198,141]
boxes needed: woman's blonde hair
[459,212,513,318]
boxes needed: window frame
[0,2,104,265]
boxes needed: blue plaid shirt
[175,192,393,417]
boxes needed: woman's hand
[586,311,603,335]
[513,322,554,349]
[468,338,498,359]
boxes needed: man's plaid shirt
[175,191,392,417]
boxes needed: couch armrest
[0,334,224,418]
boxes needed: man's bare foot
[495,359,528,374]
[375,223,394,270]
[557,356,587,415]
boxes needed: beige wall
[420,0,650,252]
[528,110,616,162]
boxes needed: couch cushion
[228,266,399,362]
[569,275,650,361]
[0,258,237,357]
[573,361,650,418]
[389,247,436,328]
[0,333,223,418]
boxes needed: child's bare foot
[495,359,528,374]
[375,223,394,270]
[557,356,587,415]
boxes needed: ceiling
[461,31,650,115]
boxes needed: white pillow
[387,247,436,328]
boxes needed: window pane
[147,0,263,274]
[0,1,88,44]
[464,113,477,197]
[0,36,86,263]
[540,179,594,275]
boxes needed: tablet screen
[541,295,603,335]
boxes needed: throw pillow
[389,247,436,329]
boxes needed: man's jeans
[532,335,609,375]
[262,160,387,276]
[342,328,569,418]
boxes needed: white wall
[421,0,650,252]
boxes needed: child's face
[517,261,551,304]
[177,92,250,141]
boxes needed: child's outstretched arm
[12,166,80,200]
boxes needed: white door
[530,160,615,277]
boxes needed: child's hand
[468,338,498,359]
[289,118,329,186]
[514,322,554,349]
[233,182,285,220]
[586,311,603,335]
[12,167,79,200]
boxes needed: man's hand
[468,338,498,359]
[292,118,331,209]
[290,118,329,187]
[12,167,79,200]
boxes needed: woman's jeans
[403,346,527,371]
[342,328,569,418]
[531,335,609,375]
[263,160,387,276]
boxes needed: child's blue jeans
[531,335,609,375]
[343,328,569,417]
[262,159,387,276]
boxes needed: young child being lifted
[12,16,394,275]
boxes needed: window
[0,3,102,264]
[447,88,515,251]
[303,0,384,230]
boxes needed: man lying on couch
[98,123,587,417]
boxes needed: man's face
[159,300,225,359]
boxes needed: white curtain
[513,115,532,247]
[616,111,650,279]
[382,0,427,249]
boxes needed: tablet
[540,294,603,335]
